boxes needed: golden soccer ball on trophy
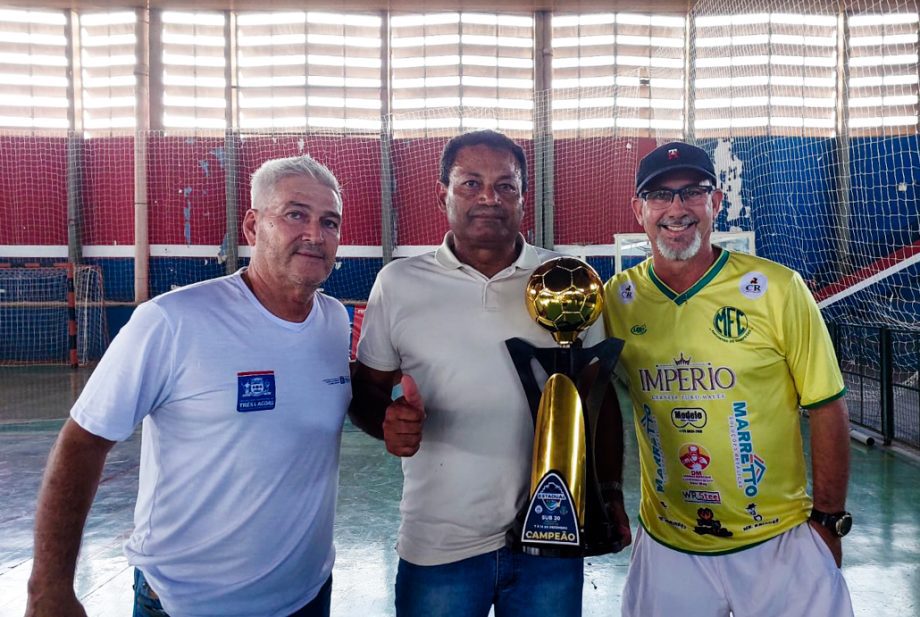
[525,257,605,347]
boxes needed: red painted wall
[0,135,652,248]
[553,137,651,244]
[239,135,383,246]
[83,137,134,245]
[0,136,68,245]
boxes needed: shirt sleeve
[70,300,176,441]
[355,266,401,372]
[581,317,606,346]
[781,272,846,409]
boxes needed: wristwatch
[810,509,853,537]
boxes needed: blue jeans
[395,546,583,617]
[133,568,332,617]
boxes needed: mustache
[294,243,327,257]
[658,214,698,227]
[468,206,506,218]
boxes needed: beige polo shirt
[357,233,603,566]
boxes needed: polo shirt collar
[435,232,539,271]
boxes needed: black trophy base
[509,516,625,558]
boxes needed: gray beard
[656,229,702,261]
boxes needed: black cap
[635,142,717,195]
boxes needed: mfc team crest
[711,306,751,342]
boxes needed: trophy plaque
[506,256,626,557]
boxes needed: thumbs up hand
[383,374,426,457]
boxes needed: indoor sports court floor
[0,367,918,617]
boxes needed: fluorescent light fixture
[461,13,532,27]
[0,31,66,46]
[162,33,225,47]
[161,12,225,26]
[163,114,226,128]
[553,15,616,28]
[391,34,460,48]
[391,14,460,28]
[237,12,306,27]
[0,9,65,25]
[307,12,380,27]
[162,52,225,68]
[163,95,226,109]
[81,34,137,47]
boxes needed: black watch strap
[810,509,853,537]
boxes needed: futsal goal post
[0,264,107,367]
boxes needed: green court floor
[0,367,917,616]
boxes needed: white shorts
[621,523,854,617]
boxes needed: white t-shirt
[71,271,352,617]
[357,234,603,566]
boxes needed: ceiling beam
[7,0,696,13]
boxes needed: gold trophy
[505,257,626,557]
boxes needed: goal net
[0,265,106,365]
[686,0,920,335]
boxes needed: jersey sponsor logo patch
[638,354,736,400]
[630,323,647,335]
[619,282,635,304]
[657,515,688,530]
[742,502,780,531]
[711,306,751,342]
[237,371,276,412]
[671,407,707,432]
[679,443,713,486]
[739,271,768,300]
[694,507,733,537]
[729,401,767,497]
[640,404,667,492]
[322,375,351,385]
[682,489,722,504]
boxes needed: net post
[134,7,151,303]
[224,131,241,274]
[65,8,84,362]
[380,12,395,264]
[834,10,853,278]
[223,11,240,275]
[879,327,894,446]
[65,263,78,368]
[533,11,553,250]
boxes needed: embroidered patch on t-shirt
[237,371,276,412]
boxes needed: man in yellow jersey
[603,141,854,616]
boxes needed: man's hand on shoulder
[383,374,426,457]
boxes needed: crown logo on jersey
[674,353,691,366]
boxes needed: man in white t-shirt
[26,155,352,617]
[349,129,630,617]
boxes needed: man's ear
[436,181,448,212]
[242,209,258,246]
[710,188,724,221]
[630,197,644,226]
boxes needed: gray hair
[250,155,342,210]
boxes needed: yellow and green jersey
[603,249,845,554]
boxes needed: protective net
[0,5,918,378]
